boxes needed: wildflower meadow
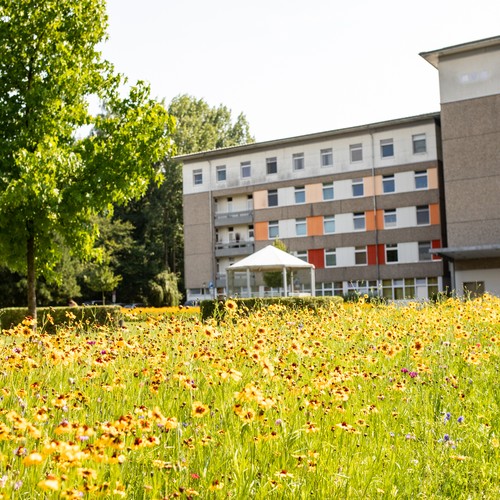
[0,296,499,499]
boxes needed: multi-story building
[181,113,446,301]
[180,35,500,302]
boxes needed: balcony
[214,209,253,227]
[215,241,254,258]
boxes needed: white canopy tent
[226,245,315,297]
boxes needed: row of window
[294,241,435,268]
[315,276,439,300]
[267,170,428,207]
[268,205,431,239]
[193,134,428,186]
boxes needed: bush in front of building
[200,295,343,321]
[0,306,122,334]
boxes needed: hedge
[200,295,344,321]
[0,306,122,334]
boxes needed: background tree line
[0,94,253,308]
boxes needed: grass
[0,296,499,498]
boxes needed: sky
[101,0,500,143]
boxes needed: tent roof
[227,245,315,271]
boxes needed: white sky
[102,0,500,142]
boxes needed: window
[386,244,398,263]
[418,241,431,261]
[323,182,334,200]
[241,161,251,178]
[321,148,333,167]
[248,225,254,239]
[382,174,395,193]
[384,209,397,228]
[296,251,308,262]
[380,139,394,158]
[350,143,363,162]
[293,153,304,171]
[413,134,427,154]
[227,197,233,212]
[323,215,335,234]
[268,189,278,207]
[353,212,365,231]
[325,249,337,267]
[247,194,253,210]
[193,169,203,185]
[352,178,364,197]
[355,246,367,265]
[416,205,430,225]
[295,218,307,236]
[266,157,278,175]
[463,281,485,298]
[294,186,305,204]
[216,165,226,182]
[268,220,279,239]
[415,170,428,190]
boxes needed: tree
[0,0,175,324]
[81,216,134,304]
[147,270,182,307]
[114,95,254,296]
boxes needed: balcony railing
[214,209,253,227]
[214,241,254,258]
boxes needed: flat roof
[175,112,440,163]
[430,244,500,260]
[420,35,500,68]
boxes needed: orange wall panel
[428,168,439,189]
[253,190,268,210]
[254,221,268,241]
[306,184,323,203]
[366,210,377,231]
[307,216,324,236]
[430,203,440,225]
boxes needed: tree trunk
[26,221,37,330]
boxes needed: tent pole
[311,268,316,296]
[246,268,251,298]
[283,267,288,297]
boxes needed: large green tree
[0,0,175,323]
[114,95,254,299]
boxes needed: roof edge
[175,112,440,163]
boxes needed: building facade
[421,36,500,296]
[181,113,446,301]
[180,35,500,302]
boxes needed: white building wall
[455,269,500,297]
[182,122,438,196]
[337,247,355,267]
[439,51,500,104]
[398,242,418,263]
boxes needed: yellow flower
[23,452,44,466]
[192,401,209,418]
[38,477,60,491]
[209,479,224,491]
[225,299,238,312]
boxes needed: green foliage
[0,305,121,333]
[0,0,175,318]
[147,270,182,307]
[113,95,255,299]
[200,295,344,321]
[168,94,254,154]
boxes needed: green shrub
[0,306,122,334]
[200,295,343,321]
